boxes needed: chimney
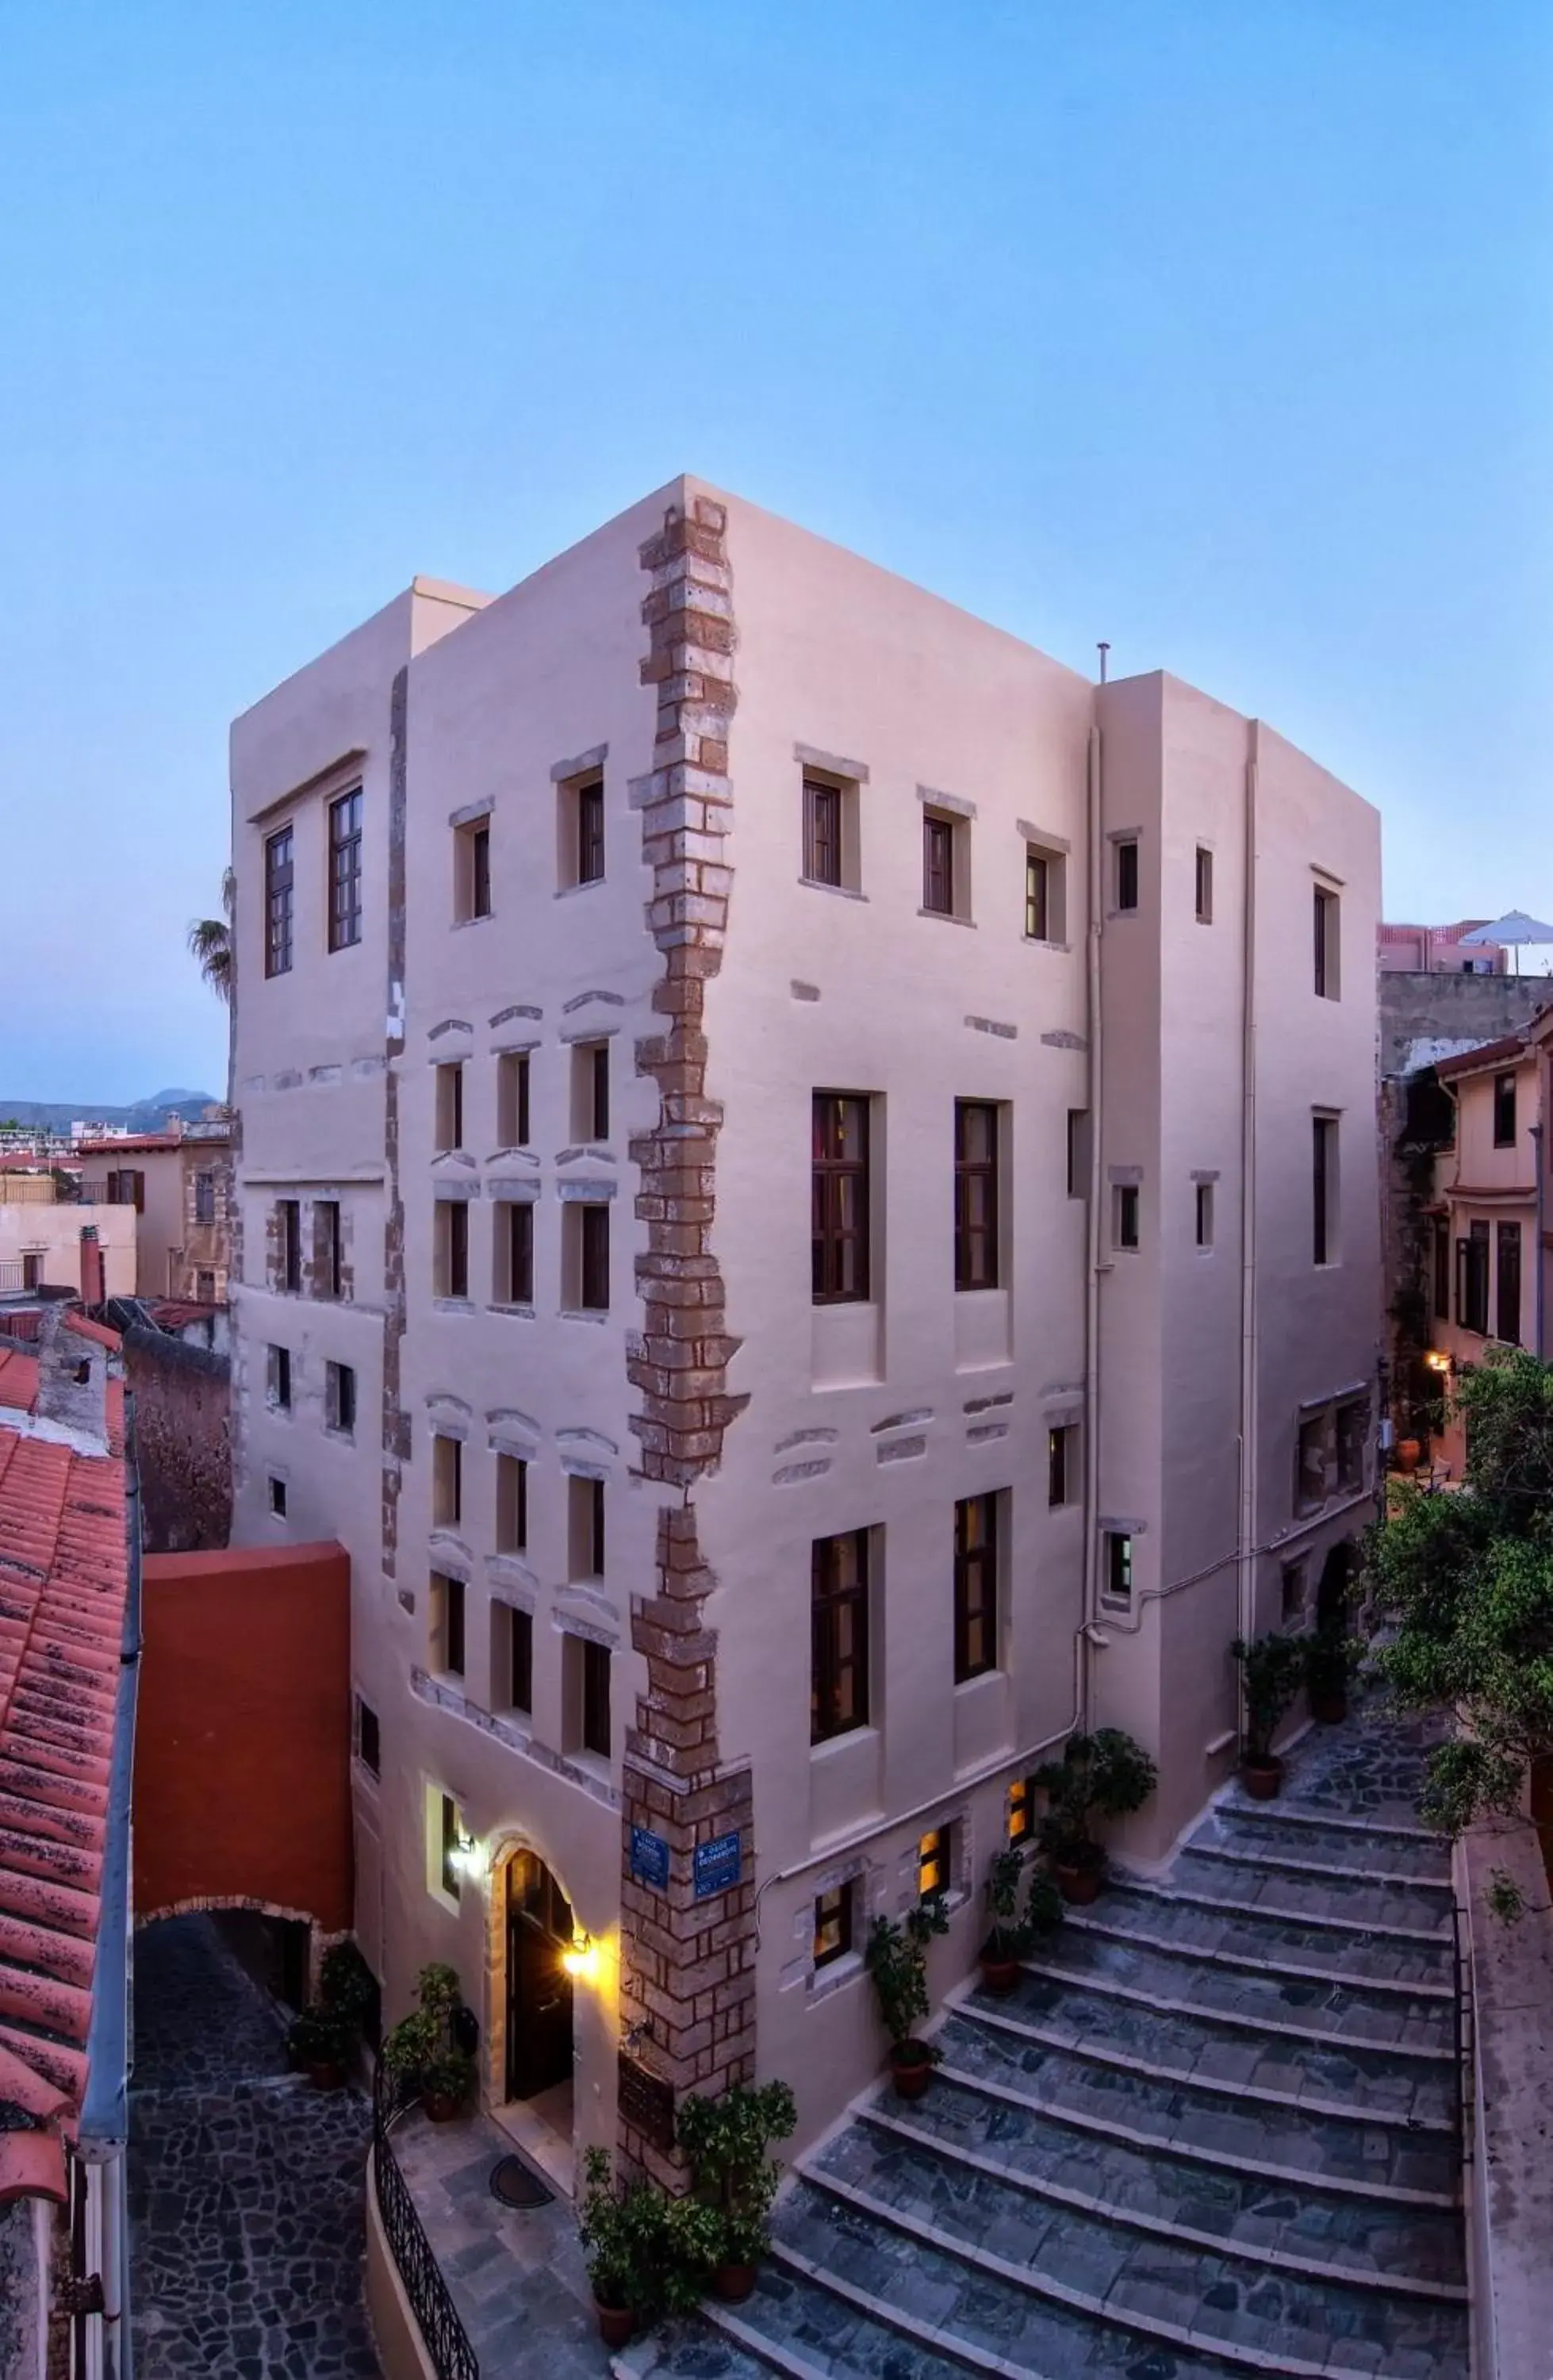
[79,1224,105,1310]
[36,1307,110,1446]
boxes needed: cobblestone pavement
[128,1915,381,2380]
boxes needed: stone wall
[124,1324,232,1552]
[617,495,756,2185]
[1379,969,1549,1081]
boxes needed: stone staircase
[631,1714,1470,2380]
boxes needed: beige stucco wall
[0,1201,136,1298]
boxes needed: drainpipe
[1532,1122,1547,1361]
[1236,727,1261,1655]
[1083,713,1105,1676]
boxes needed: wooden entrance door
[504,1851,575,2102]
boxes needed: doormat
[489,2154,554,2209]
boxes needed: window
[1494,1071,1517,1149]
[922,812,956,916]
[1312,1115,1337,1265]
[328,789,362,951]
[812,1883,853,1971]
[432,1572,466,1677]
[1458,1221,1491,1335]
[1497,1222,1522,1344]
[268,1476,288,1518]
[803,779,842,887]
[918,1825,952,1901]
[455,816,493,923]
[494,1201,534,1305]
[577,777,605,885]
[811,1530,870,1743]
[1313,885,1340,999]
[953,1494,999,1683]
[953,1102,1000,1291]
[1336,1399,1367,1491]
[1007,1775,1037,1844]
[497,1050,531,1150]
[264,825,294,977]
[812,1094,870,1303]
[1066,1111,1090,1200]
[439,1793,462,1899]
[196,1268,217,1303]
[108,1169,145,1211]
[1297,1417,1328,1511]
[581,1639,611,1757]
[1114,839,1139,913]
[1280,1562,1306,1626]
[315,1200,343,1299]
[1102,1530,1132,1605]
[1025,844,1065,943]
[278,1200,301,1292]
[577,1204,610,1311]
[435,1063,465,1154]
[497,1604,533,1715]
[432,1434,462,1530]
[496,1453,527,1553]
[1114,1183,1140,1251]
[1433,1218,1451,1321]
[326,1361,356,1435]
[355,1698,380,1777]
[573,1042,610,1142]
[267,1344,292,1411]
[194,1171,216,1224]
[1194,846,1214,924]
[569,1476,606,1580]
[21,1254,41,1292]
[1048,1424,1076,1508]
[1195,1182,1214,1249]
[435,1200,470,1299]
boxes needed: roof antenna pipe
[1097,640,1110,685]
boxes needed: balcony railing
[372,2068,479,2380]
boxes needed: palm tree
[188,868,236,1004]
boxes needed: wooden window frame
[264,824,294,978]
[811,1529,870,1744]
[315,1199,343,1299]
[953,1101,1000,1291]
[803,779,842,887]
[435,1062,465,1155]
[953,1493,999,1684]
[436,1200,470,1300]
[278,1199,301,1293]
[812,1882,853,1971]
[922,812,956,916]
[497,1050,531,1150]
[326,1360,356,1435]
[578,1204,610,1311]
[495,1453,527,1555]
[328,788,363,952]
[917,1825,952,1902]
[495,1200,534,1305]
[812,1093,870,1304]
[577,778,605,885]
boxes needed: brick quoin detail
[619,495,756,2187]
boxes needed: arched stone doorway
[491,1846,577,2170]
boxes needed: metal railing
[1450,1894,1476,2175]
[372,2068,479,2380]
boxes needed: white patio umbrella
[1459,911,1553,975]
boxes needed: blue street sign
[692,1831,742,1901]
[631,1825,671,1891]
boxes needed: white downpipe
[1237,727,1261,1654]
[1083,716,1105,1661]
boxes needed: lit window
[918,1825,952,1901]
[813,1883,853,1971]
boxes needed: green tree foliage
[1367,1347,1553,1834]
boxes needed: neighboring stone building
[0,1176,134,1303]
[76,1121,233,1304]
[227,478,1382,2177]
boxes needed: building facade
[76,1123,233,1304]
[228,480,1381,2173]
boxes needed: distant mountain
[0,1091,221,1133]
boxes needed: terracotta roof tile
[59,1315,121,1353]
[0,1350,38,1415]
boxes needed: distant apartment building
[0,1173,134,1303]
[1379,917,1505,973]
[228,480,1381,2171]
[76,1122,233,1303]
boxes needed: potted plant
[1233,1632,1307,1797]
[287,2002,351,2090]
[577,2149,720,2345]
[1305,1623,1357,1726]
[422,2047,475,2122]
[979,1848,1031,1995]
[380,1961,474,2112]
[578,2146,642,2349]
[319,1939,378,2034]
[1024,1868,1066,1941]
[865,1894,949,2098]
[1034,1729,1159,1903]
[677,2079,796,2301]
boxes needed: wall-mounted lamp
[562,1930,598,1982]
[1424,1350,1453,1376]
[449,1829,486,1882]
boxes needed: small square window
[1195,1182,1214,1249]
[1048,1424,1077,1507]
[813,1882,853,1971]
[454,815,493,923]
[1103,1530,1133,1605]
[1114,839,1139,913]
[569,1475,606,1580]
[355,1697,380,1777]
[267,1344,292,1411]
[496,1453,527,1553]
[494,1201,534,1305]
[435,1200,470,1299]
[432,1434,462,1530]
[918,1825,952,1902]
[1280,1561,1306,1626]
[325,1361,356,1435]
[1194,846,1214,924]
[431,1571,466,1678]
[268,1476,288,1518]
[435,1064,465,1155]
[1114,1183,1140,1250]
[1025,844,1066,942]
[497,1050,531,1150]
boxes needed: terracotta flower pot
[712,2262,757,2304]
[1395,1438,1421,1476]
[424,2091,463,2123]
[1240,1756,1283,1802]
[305,2060,345,2093]
[594,2299,636,2351]
[889,2045,934,2101]
[1310,1690,1348,1727]
[979,1954,1021,1998]
[1055,1861,1102,1906]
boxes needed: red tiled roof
[0,1418,129,2202]
[143,1300,217,1330]
[1435,1032,1532,1081]
[0,1352,39,1415]
[73,1136,182,1155]
[61,1315,121,1353]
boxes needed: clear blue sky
[2,1,1547,1100]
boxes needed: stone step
[1068,1885,1455,1995]
[1115,1870,1455,1955]
[616,2323,780,2380]
[1249,1715,1446,1834]
[1190,1805,1453,1885]
[1172,1844,1455,1937]
[779,2164,1469,2380]
[860,2074,1467,2290]
[961,1972,1459,2129]
[1028,1919,1455,2052]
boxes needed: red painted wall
[135,1541,352,1933]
